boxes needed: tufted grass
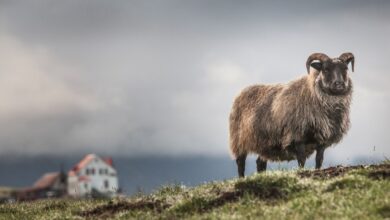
[0,163,389,220]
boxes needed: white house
[67,154,119,198]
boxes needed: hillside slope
[0,163,389,219]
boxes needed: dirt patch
[367,168,390,180]
[82,192,242,217]
[298,164,390,179]
[298,165,363,179]
[79,199,171,218]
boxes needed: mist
[0,0,389,162]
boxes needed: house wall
[67,175,80,196]
[67,155,119,197]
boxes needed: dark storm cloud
[0,0,389,160]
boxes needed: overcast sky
[0,0,389,161]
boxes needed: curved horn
[339,52,355,72]
[306,53,330,74]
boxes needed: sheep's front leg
[236,154,247,178]
[296,143,306,168]
[315,146,325,169]
[256,156,267,172]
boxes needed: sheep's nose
[334,81,344,89]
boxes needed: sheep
[229,52,355,177]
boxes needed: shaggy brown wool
[229,53,353,171]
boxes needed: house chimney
[103,157,113,167]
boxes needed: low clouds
[0,33,97,115]
[0,1,389,160]
[0,31,100,154]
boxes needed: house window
[86,169,90,175]
[99,169,103,175]
[104,180,109,189]
[84,183,88,189]
[91,168,95,175]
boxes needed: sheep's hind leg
[236,154,247,178]
[315,145,325,169]
[256,156,267,173]
[295,142,306,168]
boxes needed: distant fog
[0,1,388,162]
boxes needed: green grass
[0,164,389,220]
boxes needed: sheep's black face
[312,60,351,96]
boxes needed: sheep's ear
[310,62,322,72]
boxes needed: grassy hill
[0,163,389,220]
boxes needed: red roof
[68,154,114,176]
[103,157,113,166]
[33,172,60,189]
[70,154,95,173]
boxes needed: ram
[229,52,355,177]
